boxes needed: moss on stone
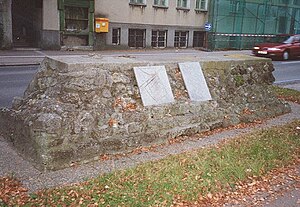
[234,75,245,87]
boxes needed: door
[12,0,42,47]
[193,31,205,48]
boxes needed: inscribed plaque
[134,66,175,106]
[178,62,212,102]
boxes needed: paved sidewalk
[0,49,85,66]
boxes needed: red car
[252,35,300,60]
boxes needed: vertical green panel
[89,32,94,46]
[88,11,94,46]
[89,0,94,32]
[58,0,64,10]
[89,0,94,12]
[89,12,94,32]
[59,10,65,31]
[58,0,65,31]
[88,0,94,46]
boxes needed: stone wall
[0,55,290,171]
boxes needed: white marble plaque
[178,62,212,102]
[134,66,175,106]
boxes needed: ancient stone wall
[0,56,290,171]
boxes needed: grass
[272,85,300,103]
[9,120,297,206]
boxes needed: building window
[112,28,121,45]
[177,0,190,8]
[154,0,168,7]
[195,0,207,11]
[65,6,89,33]
[193,31,205,47]
[128,29,146,48]
[152,30,167,48]
[129,0,147,5]
[58,0,94,46]
[174,31,189,48]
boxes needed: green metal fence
[208,0,300,50]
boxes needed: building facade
[96,0,209,49]
[0,0,210,50]
[208,0,300,50]
[0,0,60,49]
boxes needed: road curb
[0,63,41,67]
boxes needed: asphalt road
[273,60,300,84]
[0,65,38,107]
[0,59,299,108]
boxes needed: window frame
[151,30,168,48]
[64,6,89,34]
[153,0,168,8]
[128,29,146,48]
[112,28,121,45]
[174,31,189,48]
[195,0,208,11]
[176,0,190,10]
[129,0,147,6]
[58,0,94,46]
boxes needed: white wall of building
[43,0,59,30]
[95,0,207,27]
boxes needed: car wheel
[283,51,289,60]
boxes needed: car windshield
[283,36,294,44]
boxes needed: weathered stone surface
[0,56,290,171]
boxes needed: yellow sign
[95,18,109,33]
